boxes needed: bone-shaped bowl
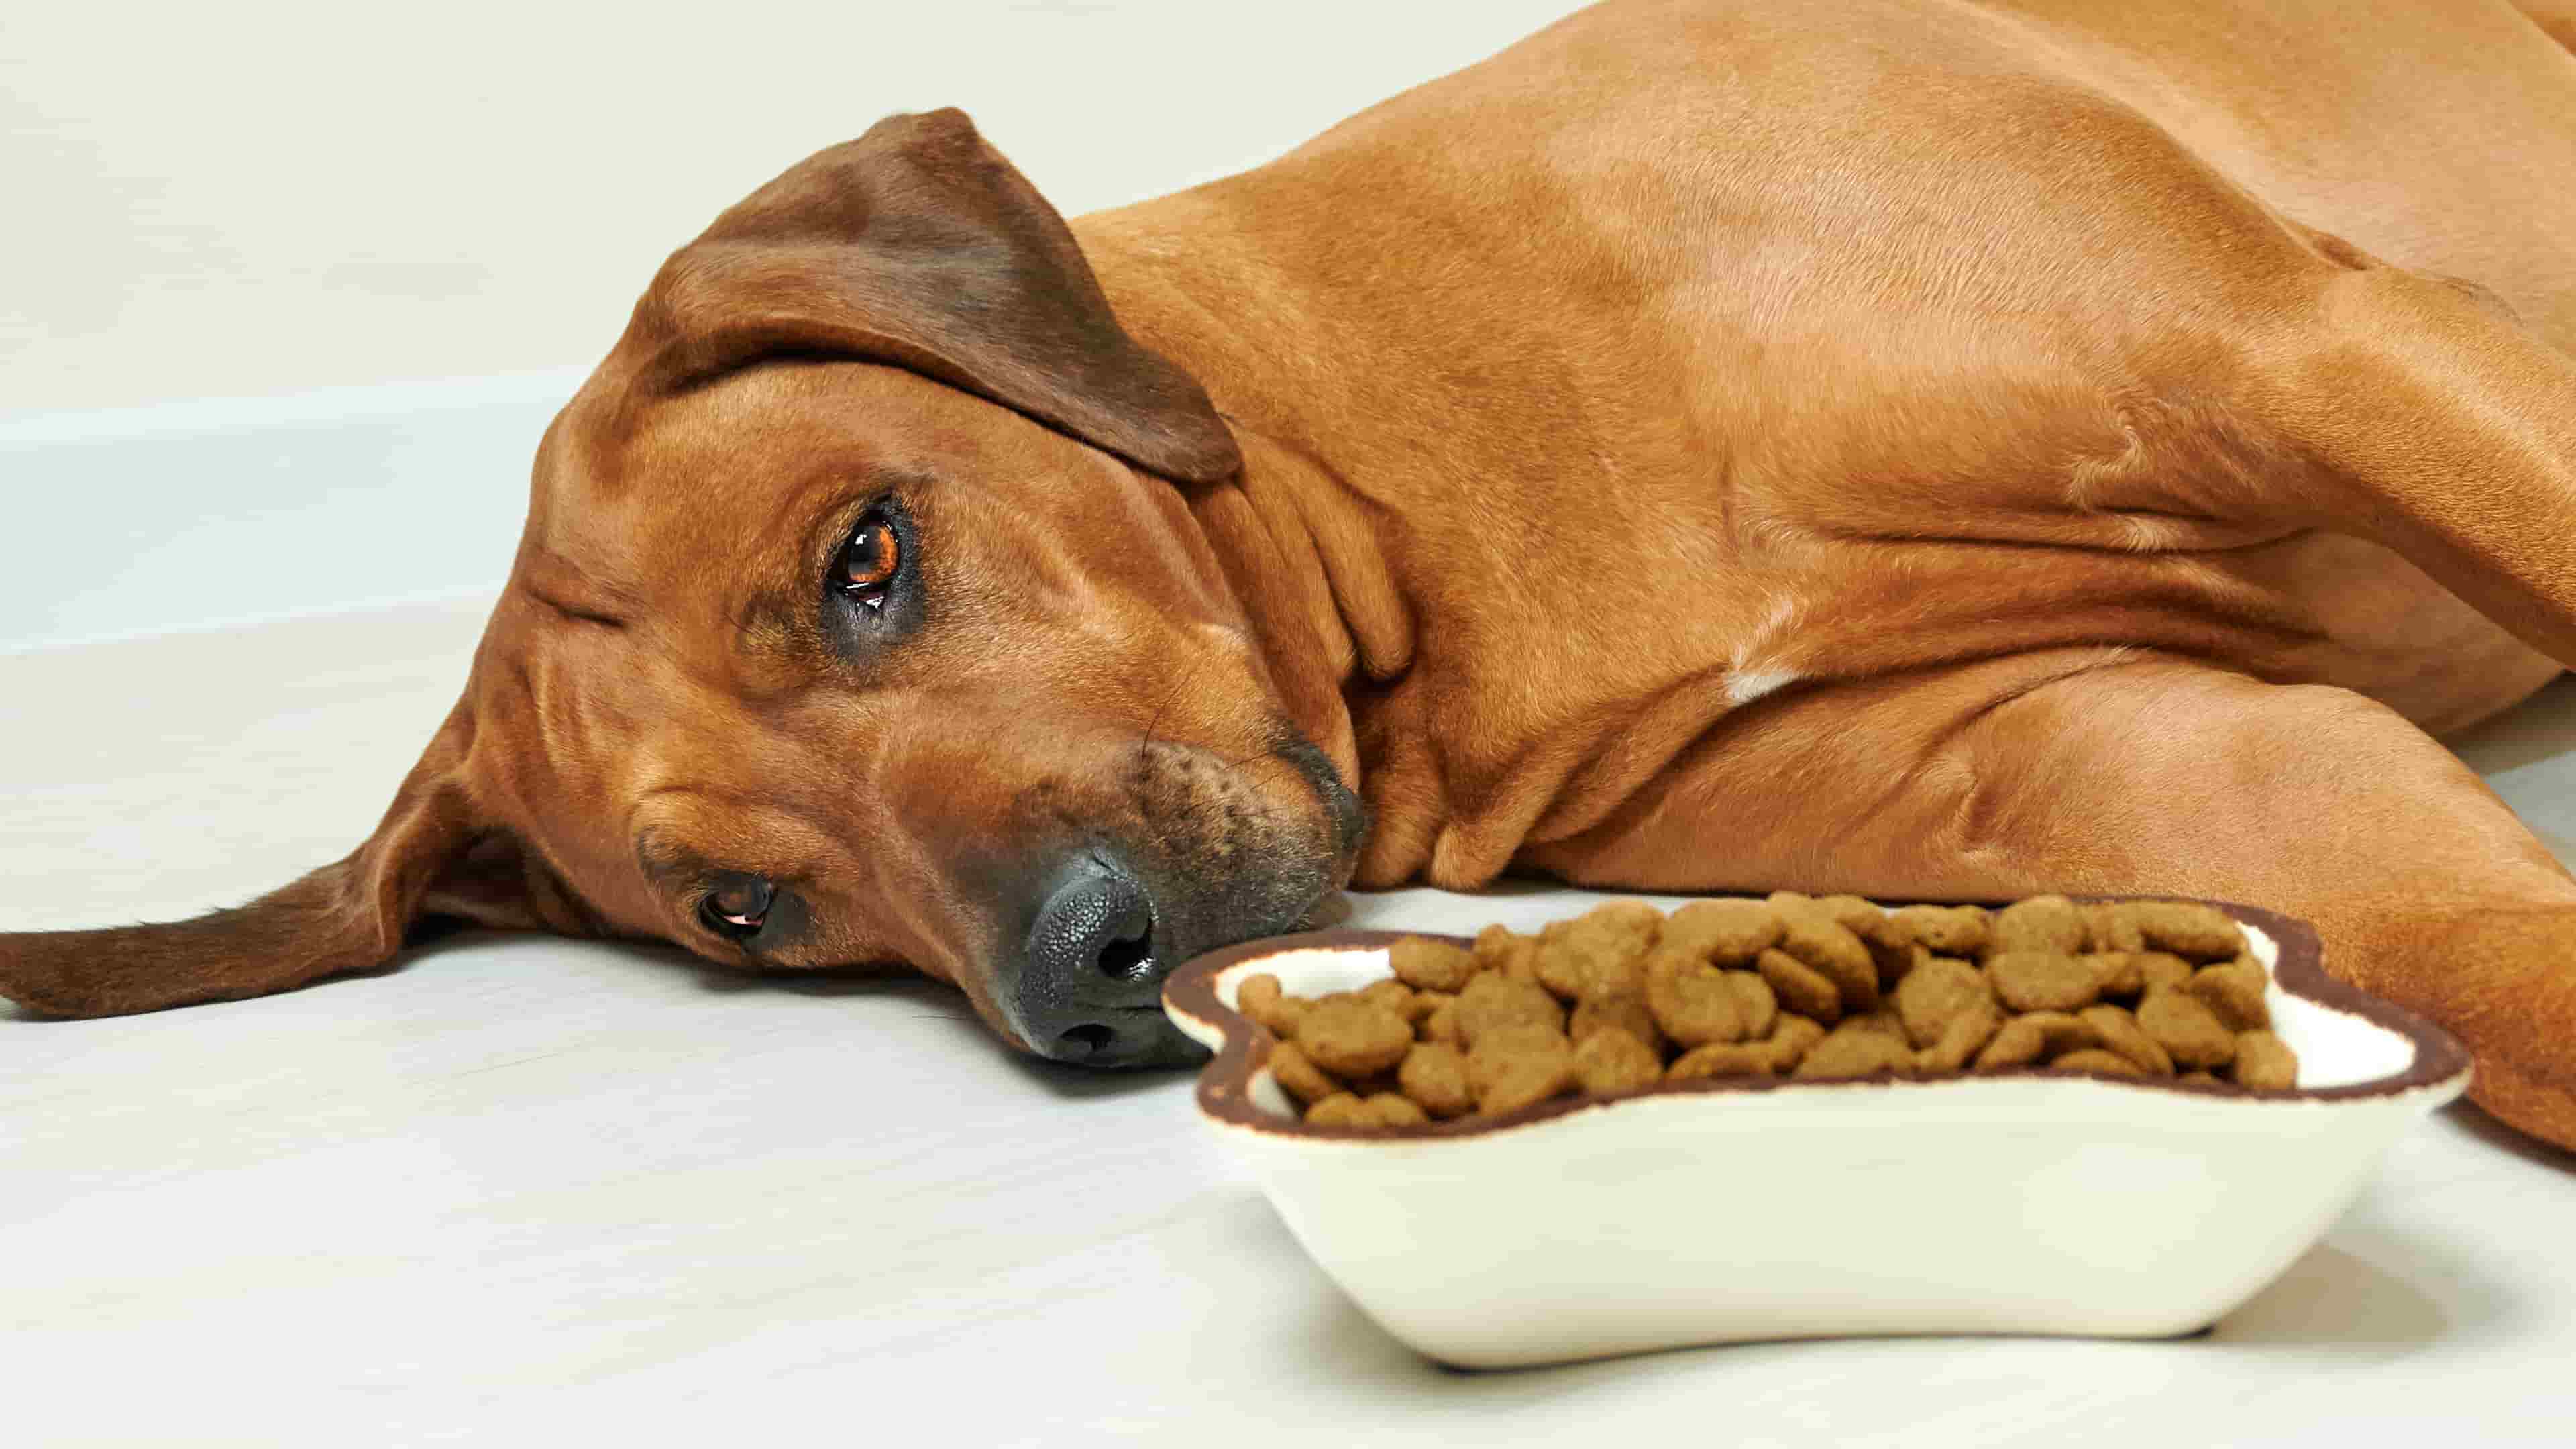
[1161,901,2471,1368]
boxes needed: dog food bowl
[1161,901,2471,1368]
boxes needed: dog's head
[0,111,1362,1067]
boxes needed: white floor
[5,598,2575,1446]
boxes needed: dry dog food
[1244,894,2300,1128]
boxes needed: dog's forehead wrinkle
[513,543,644,627]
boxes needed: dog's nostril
[1097,920,1155,981]
[1055,1023,1118,1061]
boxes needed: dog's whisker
[1136,651,1216,767]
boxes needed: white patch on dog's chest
[1725,667,1800,706]
[1723,594,1806,708]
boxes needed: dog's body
[12,0,2576,1148]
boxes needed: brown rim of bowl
[1161,897,2476,1142]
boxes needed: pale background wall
[0,0,1593,649]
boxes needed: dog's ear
[623,107,1241,484]
[0,706,566,1019]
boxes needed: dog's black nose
[1016,855,1201,1069]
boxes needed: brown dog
[11,0,2576,1148]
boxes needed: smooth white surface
[0,372,579,653]
[5,604,2576,1444]
[1,0,1595,415]
[1175,929,2465,1367]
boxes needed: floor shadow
[2445,674,2576,775]
[992,1047,1208,1101]
[2210,1240,2460,1352]
[2440,1099,2576,1173]
[682,953,1193,1099]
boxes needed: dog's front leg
[1523,653,2576,1151]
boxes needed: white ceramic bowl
[1163,901,2471,1368]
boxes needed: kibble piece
[1578,898,1668,943]
[1915,1001,2003,1073]
[1403,989,1453,1026]
[2078,1004,2176,1076]
[1574,1028,1666,1095]
[1974,1011,2100,1071]
[1268,1041,1342,1105]
[1668,1040,1781,1081]
[2182,957,2272,1031]
[1238,971,1283,1017]
[1988,950,2104,1013]
[1844,1008,1909,1042]
[1990,895,2089,957]
[1298,998,1417,1078]
[1568,994,1664,1055]
[1765,1015,1828,1071]
[1660,898,1784,965]
[1813,894,1880,932]
[1755,947,1843,1024]
[1364,1092,1430,1127]
[1238,971,1283,1019]
[1794,1023,1917,1079]
[1576,945,1648,1003]
[2127,902,2243,962]
[2137,989,2237,1069]
[2086,951,2144,997]
[1473,1032,1578,1114]
[1531,935,1599,1002]
[1304,1093,1373,1128]
[1878,938,1937,988]
[1472,924,1545,987]
[1466,1023,1574,1093]
[1390,936,1479,992]
[1534,902,1659,991]
[2135,951,2194,994]
[1534,926,1643,1003]
[1422,997,1463,1046]
[1238,973,1309,1038]
[2051,1048,2145,1077]
[1360,979,1417,1018]
[1772,903,1882,1012]
[2231,1030,2299,1090]
[1974,1018,2048,1071]
[1453,972,1565,1050]
[1644,947,1750,1046]
[1893,956,1992,1048]
[1888,904,1993,958]
[1725,970,1779,1040]
[1398,1042,1474,1119]
[2082,902,2145,954]
[1819,898,1922,985]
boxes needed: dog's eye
[837,509,901,610]
[700,875,775,939]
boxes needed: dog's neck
[1075,209,1424,816]
[1185,427,1403,786]
[1079,184,1637,889]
